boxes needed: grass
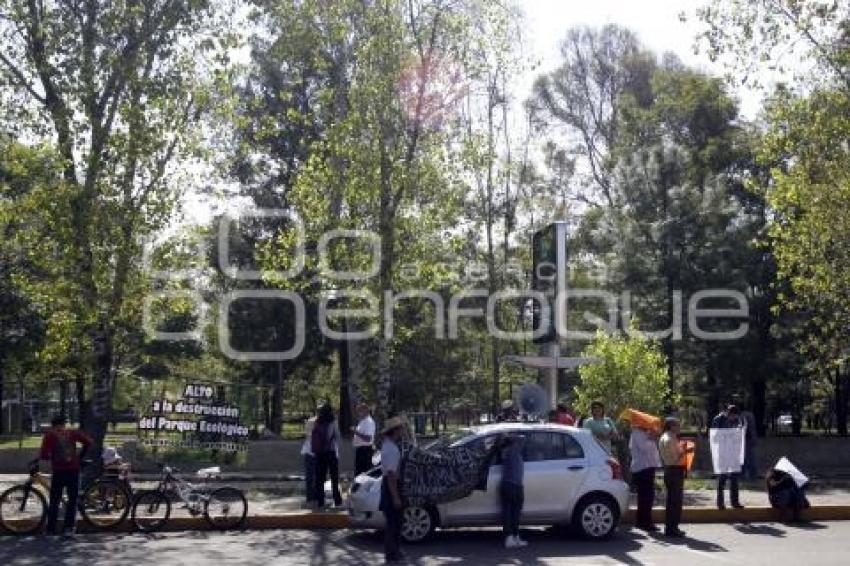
[0,432,141,451]
[0,436,42,450]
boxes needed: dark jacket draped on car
[397,440,499,506]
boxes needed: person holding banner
[658,417,692,538]
[629,423,662,532]
[710,405,745,510]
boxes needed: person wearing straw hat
[379,416,406,563]
[658,417,692,538]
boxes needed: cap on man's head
[727,405,739,415]
[501,399,514,410]
[663,416,680,431]
[51,414,67,427]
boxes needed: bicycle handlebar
[156,462,180,475]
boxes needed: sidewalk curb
[3,506,849,535]
[645,505,850,524]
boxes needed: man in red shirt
[555,403,576,426]
[40,414,93,535]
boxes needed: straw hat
[381,416,405,435]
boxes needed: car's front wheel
[400,505,436,543]
[573,494,619,540]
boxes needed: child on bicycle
[102,446,131,481]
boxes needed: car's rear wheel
[573,494,619,540]
[400,505,436,543]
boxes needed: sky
[181,0,772,227]
[515,0,763,118]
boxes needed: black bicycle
[131,464,247,533]
[0,459,132,535]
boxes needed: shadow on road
[342,526,708,565]
[643,530,728,554]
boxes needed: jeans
[303,454,316,503]
[717,473,740,507]
[381,480,402,559]
[663,466,684,534]
[46,469,80,534]
[632,468,656,528]
[500,481,524,537]
[354,446,374,476]
[314,452,342,507]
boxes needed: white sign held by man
[709,427,745,474]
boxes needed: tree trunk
[85,330,114,461]
[750,377,767,437]
[0,356,6,440]
[837,366,848,436]
[0,358,5,435]
[270,362,285,436]
[375,146,395,423]
[338,336,353,435]
[76,373,88,428]
[59,378,68,419]
[706,352,719,418]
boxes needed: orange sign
[619,408,662,433]
[679,440,696,471]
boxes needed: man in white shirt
[351,403,376,475]
[380,416,405,563]
[629,426,662,532]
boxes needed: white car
[348,423,629,543]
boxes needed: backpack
[311,421,331,454]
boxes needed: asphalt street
[1,522,847,566]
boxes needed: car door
[440,435,502,524]
[522,431,589,521]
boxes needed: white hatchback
[348,423,630,543]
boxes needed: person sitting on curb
[767,467,810,523]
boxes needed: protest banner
[709,427,745,474]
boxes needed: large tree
[0,0,222,451]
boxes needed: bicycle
[0,458,132,535]
[131,464,247,533]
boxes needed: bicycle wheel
[203,487,247,530]
[79,478,131,530]
[131,490,171,533]
[0,485,47,535]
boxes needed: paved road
[1,522,847,565]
